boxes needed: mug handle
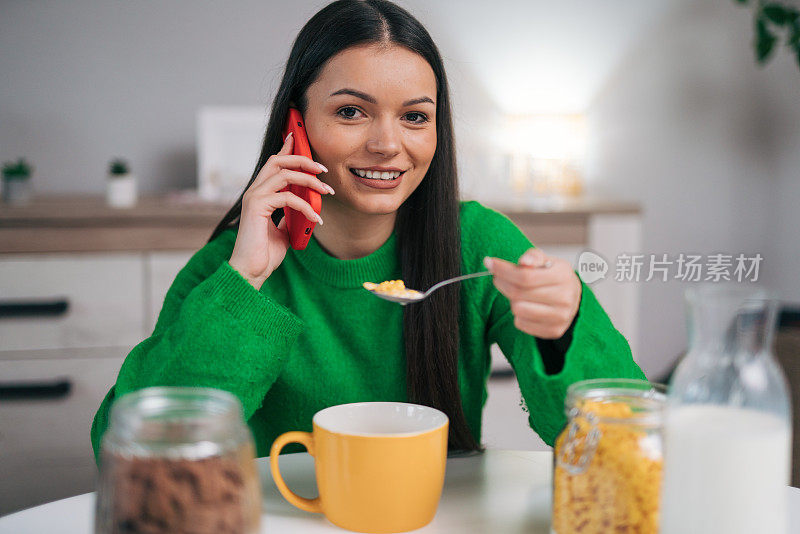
[269,431,323,513]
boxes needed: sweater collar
[290,233,400,288]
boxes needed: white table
[1,450,798,533]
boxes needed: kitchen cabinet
[0,254,145,351]
[145,251,196,333]
[0,252,193,515]
[0,348,129,514]
[0,196,217,514]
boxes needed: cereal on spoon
[363,280,423,300]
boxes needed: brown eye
[337,106,363,119]
[405,112,429,124]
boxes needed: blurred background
[1,0,799,515]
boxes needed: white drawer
[146,251,194,333]
[483,374,550,452]
[0,348,127,514]
[0,253,145,351]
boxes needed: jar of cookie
[552,378,666,534]
[95,387,262,534]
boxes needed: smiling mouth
[350,168,405,181]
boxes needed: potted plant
[106,158,137,208]
[2,158,33,205]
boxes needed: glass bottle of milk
[660,286,791,534]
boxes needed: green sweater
[91,201,645,460]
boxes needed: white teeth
[353,169,402,180]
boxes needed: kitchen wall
[1,0,510,196]
[587,0,800,378]
[0,0,670,195]
[2,0,798,379]
[1,0,314,193]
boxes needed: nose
[365,116,401,158]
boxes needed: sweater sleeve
[487,280,646,446]
[90,230,304,461]
[461,201,646,447]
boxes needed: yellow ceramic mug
[269,402,449,533]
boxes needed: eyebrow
[329,88,435,107]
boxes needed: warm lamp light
[503,114,587,198]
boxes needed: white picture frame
[196,106,267,203]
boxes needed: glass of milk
[660,285,791,534]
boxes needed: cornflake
[362,280,423,299]
[552,400,662,534]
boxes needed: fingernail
[483,257,493,271]
[285,132,293,142]
[316,214,324,225]
[325,184,335,195]
[519,249,542,267]
[317,163,328,173]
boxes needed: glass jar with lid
[95,387,262,534]
[552,378,666,534]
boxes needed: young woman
[91,0,645,458]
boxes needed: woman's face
[303,44,438,216]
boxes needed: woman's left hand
[484,248,582,339]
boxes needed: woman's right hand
[228,132,335,290]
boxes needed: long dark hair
[209,0,480,452]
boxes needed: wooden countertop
[489,196,641,218]
[0,194,640,254]
[0,195,229,253]
[0,195,229,226]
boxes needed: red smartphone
[281,108,322,250]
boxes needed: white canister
[106,174,137,208]
[2,178,33,206]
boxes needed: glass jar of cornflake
[95,387,262,534]
[552,378,666,534]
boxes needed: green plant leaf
[790,20,800,47]
[784,6,800,24]
[756,16,778,62]
[763,4,791,25]
[109,158,129,175]
[2,158,31,179]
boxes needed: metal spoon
[366,260,553,305]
